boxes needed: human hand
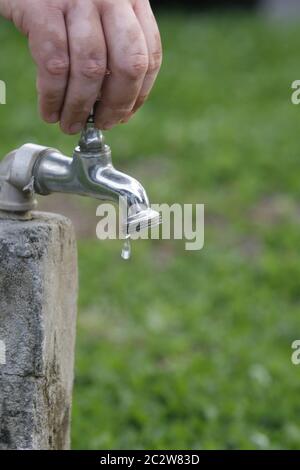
[0,0,162,134]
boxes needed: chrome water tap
[0,113,160,237]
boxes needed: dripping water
[121,235,131,261]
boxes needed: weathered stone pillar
[0,211,78,450]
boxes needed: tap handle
[79,104,104,152]
[87,99,102,125]
[87,106,96,125]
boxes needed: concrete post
[0,211,78,450]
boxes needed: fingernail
[69,122,83,134]
[46,113,59,123]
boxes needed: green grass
[1,11,300,449]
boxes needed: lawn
[1,10,300,450]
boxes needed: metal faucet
[0,112,160,236]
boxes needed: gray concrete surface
[0,212,78,450]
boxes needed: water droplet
[121,236,131,261]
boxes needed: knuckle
[148,51,163,74]
[69,98,91,115]
[45,56,70,76]
[37,82,62,105]
[41,91,62,105]
[100,99,132,114]
[75,59,107,80]
[118,53,149,80]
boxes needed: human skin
[0,0,162,134]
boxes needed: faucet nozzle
[0,112,161,240]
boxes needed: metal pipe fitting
[0,120,160,234]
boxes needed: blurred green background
[1,10,300,450]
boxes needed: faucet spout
[33,141,160,234]
[0,122,161,235]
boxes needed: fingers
[28,7,69,124]
[27,0,162,133]
[95,1,148,130]
[0,1,12,20]
[60,2,107,134]
[131,0,163,116]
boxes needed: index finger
[28,8,69,124]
